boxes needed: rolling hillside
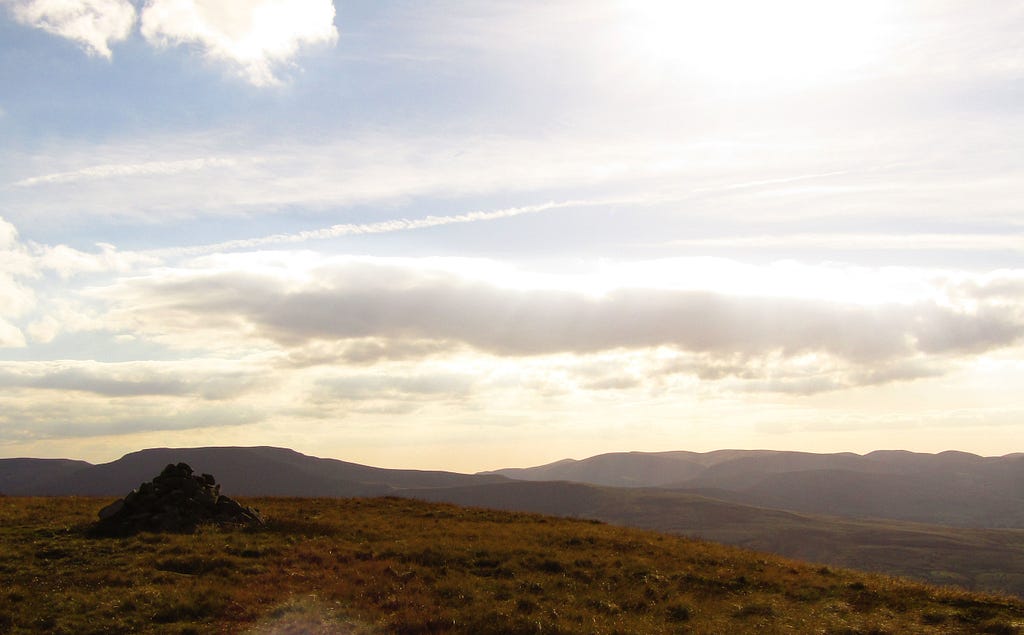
[2,496,1023,633]
[407,480,1024,597]
[0,457,91,495]
[4,446,1024,598]
[0,446,507,497]
[485,449,1024,528]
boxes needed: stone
[91,462,264,536]
[97,499,124,520]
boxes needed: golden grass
[1,495,1022,634]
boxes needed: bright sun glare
[621,0,891,86]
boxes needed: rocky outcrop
[92,462,264,535]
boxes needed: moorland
[5,446,1023,598]
[3,495,1024,634]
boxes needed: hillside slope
[405,480,1024,598]
[0,446,507,497]
[486,449,1024,528]
[5,446,1024,598]
[0,457,91,495]
[2,496,1022,634]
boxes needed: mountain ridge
[4,445,1024,597]
[0,445,509,497]
[484,448,1024,528]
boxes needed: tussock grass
[1,496,1022,633]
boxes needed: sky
[1,0,1022,472]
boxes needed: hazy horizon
[2,0,1022,473]
[7,444,1024,475]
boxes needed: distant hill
[488,451,708,487]
[484,449,1024,528]
[4,445,1024,597]
[0,446,507,497]
[0,457,92,495]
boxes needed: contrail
[158,199,599,257]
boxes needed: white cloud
[0,359,262,399]
[33,242,163,278]
[26,316,60,343]
[0,132,654,224]
[0,397,262,440]
[312,372,477,402]
[882,1,1024,81]
[169,199,597,255]
[139,0,338,86]
[0,219,37,344]
[2,132,670,222]
[88,255,1024,376]
[666,233,1024,253]
[2,214,160,281]
[0,319,27,348]
[0,217,19,249]
[1,0,337,81]
[0,216,165,350]
[281,338,458,368]
[6,117,1024,234]
[12,156,241,187]
[4,0,136,58]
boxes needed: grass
[413,480,1024,597]
[2,495,1023,633]
[587,487,1024,597]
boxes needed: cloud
[0,319,27,348]
[12,157,241,187]
[2,0,337,82]
[0,215,164,349]
[912,307,1023,356]
[33,242,162,278]
[312,372,477,402]
[25,316,60,344]
[0,360,262,399]
[6,211,159,280]
[4,0,135,58]
[0,400,262,440]
[666,233,1024,253]
[580,375,642,391]
[281,338,458,368]
[169,200,595,255]
[139,0,338,86]
[570,349,948,396]
[0,217,19,249]
[707,357,944,396]
[882,1,1024,81]
[91,256,1024,366]
[7,118,1023,234]
[0,217,39,280]
[944,274,1024,303]
[0,218,36,346]
[0,354,481,442]
[1,132,670,223]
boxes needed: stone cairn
[93,462,264,535]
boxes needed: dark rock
[91,462,264,536]
[98,499,124,520]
